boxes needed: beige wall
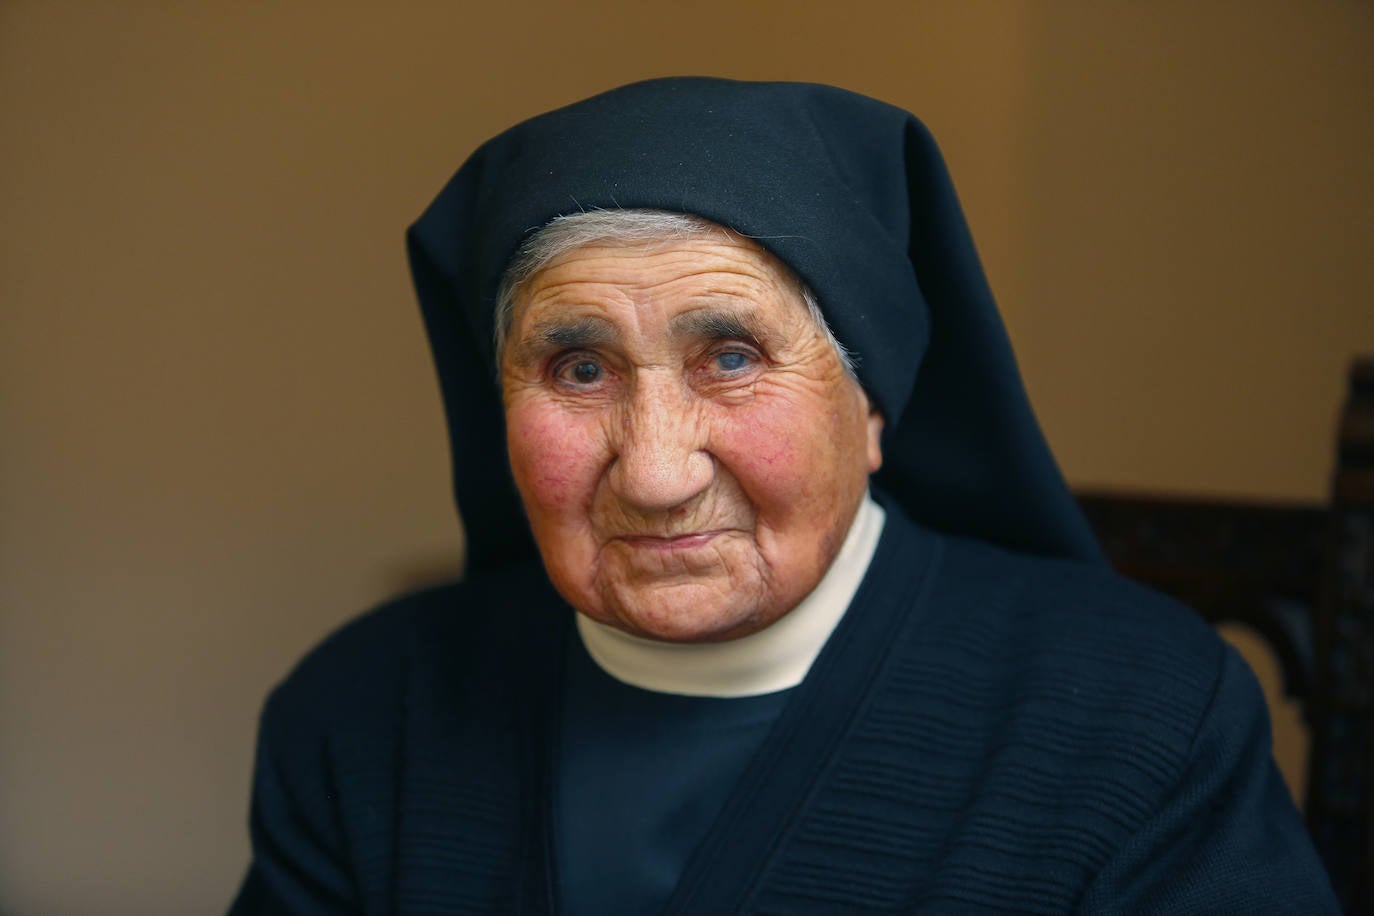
[2,2,1370,913]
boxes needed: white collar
[575,492,886,698]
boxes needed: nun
[229,78,1337,914]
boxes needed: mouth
[615,530,728,552]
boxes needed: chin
[602,583,770,644]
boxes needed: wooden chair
[1076,357,1374,913]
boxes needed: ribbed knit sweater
[228,499,1337,914]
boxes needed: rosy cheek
[506,405,603,514]
[713,406,803,486]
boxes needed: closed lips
[617,531,727,550]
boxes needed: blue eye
[715,351,751,373]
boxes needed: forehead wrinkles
[512,239,809,335]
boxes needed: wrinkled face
[500,234,883,643]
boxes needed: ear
[865,404,885,474]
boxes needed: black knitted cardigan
[229,496,1335,913]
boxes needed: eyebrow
[669,309,773,347]
[510,316,618,366]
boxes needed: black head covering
[407,77,1103,574]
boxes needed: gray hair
[494,209,855,376]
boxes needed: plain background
[2,2,1371,913]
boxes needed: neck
[576,492,886,697]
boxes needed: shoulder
[913,531,1261,835]
[259,561,560,743]
[873,496,1225,692]
[234,564,565,910]
[931,532,1228,701]
[883,519,1247,818]
[854,521,1322,905]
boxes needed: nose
[607,375,714,512]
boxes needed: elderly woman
[230,79,1336,913]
